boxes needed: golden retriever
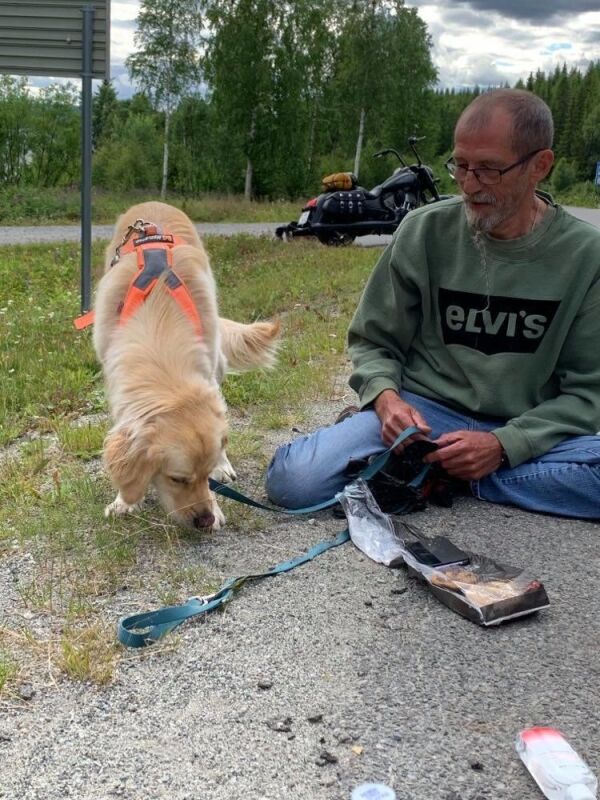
[93,201,280,530]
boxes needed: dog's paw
[211,499,226,530]
[104,493,141,518]
[211,451,237,484]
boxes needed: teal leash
[117,426,430,648]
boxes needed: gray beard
[464,202,505,233]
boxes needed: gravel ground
[1,216,599,798]
[1,396,599,800]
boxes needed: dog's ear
[103,424,160,505]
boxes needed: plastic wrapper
[337,479,406,566]
[338,479,550,626]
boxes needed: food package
[339,479,550,626]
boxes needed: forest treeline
[0,0,599,200]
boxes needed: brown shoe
[334,405,360,424]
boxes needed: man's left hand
[423,431,503,480]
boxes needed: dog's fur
[93,201,279,529]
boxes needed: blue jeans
[266,391,600,519]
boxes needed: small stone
[308,518,316,525]
[390,586,407,595]
[267,717,292,733]
[333,730,352,744]
[319,775,338,787]
[17,684,35,701]
[257,679,273,690]
[470,761,484,771]
[307,712,323,723]
[315,750,338,766]
[385,615,405,631]
[0,730,11,742]
[364,599,373,607]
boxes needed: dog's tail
[219,317,281,372]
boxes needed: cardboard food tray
[406,564,550,626]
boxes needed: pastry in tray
[429,566,541,605]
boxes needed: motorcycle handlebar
[373,148,406,167]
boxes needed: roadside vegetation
[1,172,596,228]
[0,234,376,698]
[0,187,302,226]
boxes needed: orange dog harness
[74,221,203,338]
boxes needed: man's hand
[374,389,432,451]
[423,430,503,480]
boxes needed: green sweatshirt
[348,194,600,467]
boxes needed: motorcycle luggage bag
[321,172,357,191]
[322,189,366,217]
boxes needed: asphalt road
[0,210,599,799]
[0,205,598,248]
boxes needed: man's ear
[103,424,160,505]
[532,149,554,183]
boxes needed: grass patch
[0,233,379,693]
[0,186,302,226]
[0,651,17,692]
[58,623,119,685]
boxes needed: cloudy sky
[106,0,600,96]
[406,0,600,89]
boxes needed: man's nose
[460,168,484,193]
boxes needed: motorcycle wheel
[317,231,356,247]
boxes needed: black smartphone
[405,536,470,568]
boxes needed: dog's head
[104,386,227,529]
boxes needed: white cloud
[17,2,600,97]
[410,2,598,89]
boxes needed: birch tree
[126,0,203,198]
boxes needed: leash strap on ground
[118,529,351,648]
[117,425,429,648]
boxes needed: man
[266,89,600,519]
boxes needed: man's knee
[266,444,316,509]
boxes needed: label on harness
[133,234,175,246]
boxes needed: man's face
[452,109,537,236]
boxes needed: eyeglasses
[445,149,544,185]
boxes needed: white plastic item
[337,479,406,566]
[516,727,598,800]
[351,783,397,800]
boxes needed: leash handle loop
[118,530,351,647]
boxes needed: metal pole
[80,5,94,313]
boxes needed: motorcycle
[275,136,446,246]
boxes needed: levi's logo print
[438,288,560,355]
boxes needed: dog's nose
[193,512,215,529]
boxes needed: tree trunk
[354,107,366,177]
[244,112,257,200]
[161,110,170,200]
[307,99,318,175]
[244,158,253,200]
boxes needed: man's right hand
[373,389,432,451]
